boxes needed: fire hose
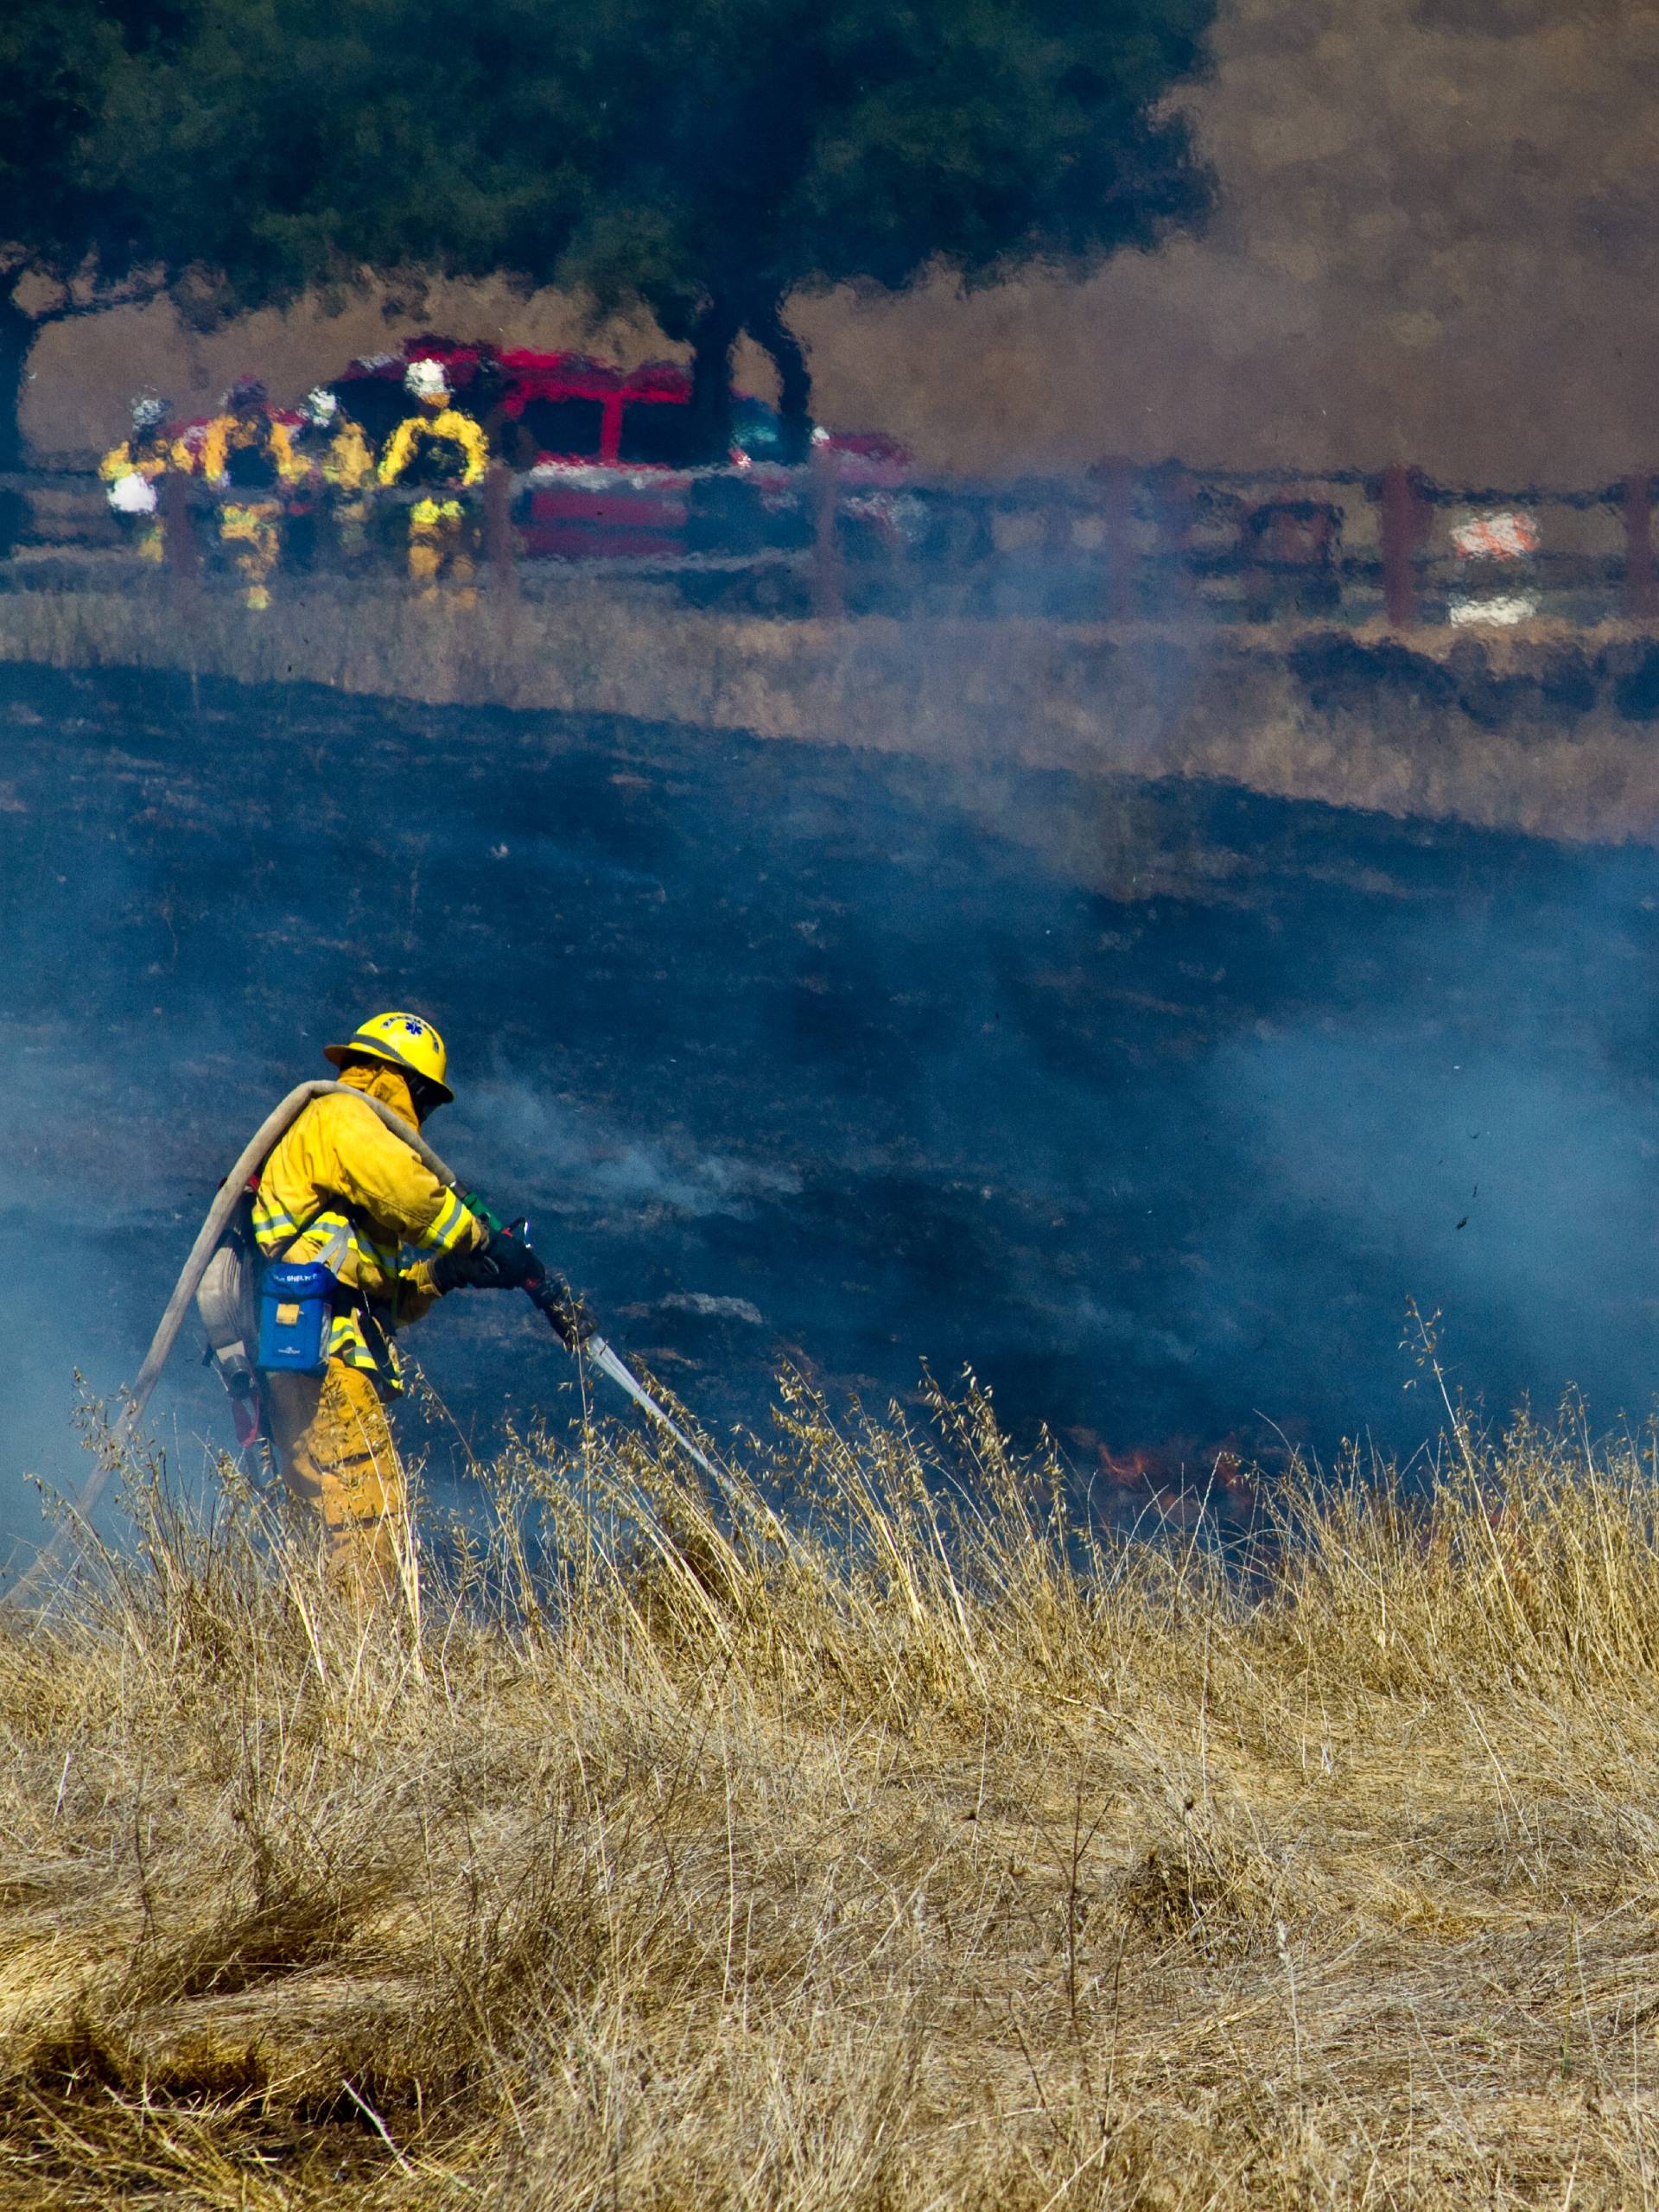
[15,1080,714,1596]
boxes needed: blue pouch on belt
[257,1260,337,1375]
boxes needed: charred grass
[7,1382,1659,2206]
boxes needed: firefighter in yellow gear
[99,395,175,564]
[378,359,489,599]
[293,386,376,566]
[251,1010,537,1586]
[194,378,303,609]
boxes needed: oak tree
[0,0,190,470]
[129,0,1218,461]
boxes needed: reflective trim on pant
[264,1358,405,1577]
[119,516,165,564]
[334,496,369,562]
[408,499,474,589]
[219,499,282,603]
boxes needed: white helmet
[302,385,340,427]
[404,358,449,402]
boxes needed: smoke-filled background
[5,657,1659,1561]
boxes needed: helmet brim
[324,1038,454,1105]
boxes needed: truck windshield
[617,401,700,467]
[522,397,606,459]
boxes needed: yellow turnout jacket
[251,1063,487,1382]
[320,420,375,493]
[195,414,302,493]
[99,431,174,486]
[378,406,489,489]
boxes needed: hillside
[24,0,1659,481]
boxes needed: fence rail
[4,456,1657,628]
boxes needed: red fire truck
[497,353,699,560]
[329,337,912,568]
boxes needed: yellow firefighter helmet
[324,1010,454,1103]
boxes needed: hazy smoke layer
[3,663,1657,1563]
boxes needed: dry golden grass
[10,585,1659,847]
[9,1375,1659,2208]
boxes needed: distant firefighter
[195,377,302,610]
[99,395,176,565]
[378,358,489,600]
[290,386,377,569]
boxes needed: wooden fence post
[484,462,518,628]
[0,471,27,562]
[1152,464,1196,612]
[811,442,843,620]
[1041,490,1072,563]
[1624,473,1656,622]
[1096,456,1137,623]
[162,467,198,606]
[1379,463,1421,629]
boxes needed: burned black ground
[3,659,1657,1549]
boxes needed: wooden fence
[6,455,1658,627]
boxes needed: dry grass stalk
[7,587,1659,845]
[6,1379,1659,2206]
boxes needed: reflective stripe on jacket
[195,415,301,490]
[321,422,375,493]
[378,407,489,489]
[99,435,172,484]
[251,1063,486,1380]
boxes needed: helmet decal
[323,1008,453,1103]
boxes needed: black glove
[430,1230,545,1294]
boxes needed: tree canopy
[562,0,1220,453]
[124,0,1218,459]
[0,0,193,468]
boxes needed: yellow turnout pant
[265,1358,406,1582]
[119,515,165,565]
[334,494,370,564]
[408,497,474,594]
[219,499,282,608]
